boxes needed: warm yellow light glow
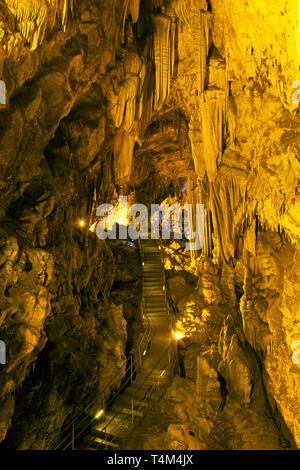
[115,216,129,226]
[79,220,85,227]
[89,221,97,232]
[173,331,184,340]
[115,198,130,226]
[143,349,147,356]
[95,409,104,419]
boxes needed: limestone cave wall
[0,0,299,450]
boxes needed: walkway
[80,239,175,450]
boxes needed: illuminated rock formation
[0,0,299,451]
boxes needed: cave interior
[0,0,299,452]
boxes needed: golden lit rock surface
[0,0,299,451]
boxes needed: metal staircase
[50,238,176,451]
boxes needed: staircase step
[144,282,164,286]
[90,429,121,444]
[144,281,164,284]
[93,438,120,449]
[144,296,164,299]
[145,308,167,312]
[147,315,167,319]
[113,407,144,418]
[83,434,119,450]
[76,239,172,450]
[144,290,164,294]
[144,295,164,299]
[146,314,168,318]
[144,276,163,279]
[145,301,166,307]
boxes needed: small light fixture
[79,220,85,228]
[143,350,147,356]
[173,331,184,340]
[95,409,104,419]
[142,262,144,266]
[89,222,97,232]
[163,286,165,291]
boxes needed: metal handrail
[95,343,177,449]
[54,354,135,450]
[54,320,152,450]
[59,325,155,450]
[61,352,145,450]
[51,238,151,450]
[158,235,172,320]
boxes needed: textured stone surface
[0,0,299,450]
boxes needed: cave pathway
[81,238,176,450]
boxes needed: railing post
[138,344,142,369]
[72,423,75,451]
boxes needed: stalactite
[109,51,143,132]
[170,17,177,77]
[190,10,212,92]
[121,0,131,44]
[186,174,205,261]
[208,47,228,95]
[129,0,140,24]
[139,50,154,134]
[200,89,226,181]
[5,0,73,51]
[152,13,172,110]
[123,76,140,132]
[209,174,248,262]
[188,117,205,180]
[113,132,136,186]
[136,58,147,120]
[203,208,213,257]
